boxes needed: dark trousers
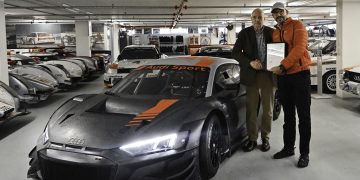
[278,70,311,155]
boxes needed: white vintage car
[20,32,55,45]
[104,45,167,87]
[308,39,337,94]
[340,65,360,96]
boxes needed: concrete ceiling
[4,0,337,27]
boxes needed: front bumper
[37,147,199,180]
[339,80,360,96]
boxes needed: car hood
[117,59,159,69]
[47,94,204,149]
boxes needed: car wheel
[273,90,282,121]
[199,115,222,179]
[322,70,336,94]
[30,39,35,45]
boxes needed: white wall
[336,0,360,97]
[0,0,8,84]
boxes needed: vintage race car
[308,39,337,93]
[28,56,253,180]
[20,32,55,45]
[104,45,167,87]
[339,65,360,96]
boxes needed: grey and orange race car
[28,56,267,180]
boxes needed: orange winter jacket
[272,17,311,75]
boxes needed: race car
[104,45,167,87]
[28,56,250,180]
[339,65,360,96]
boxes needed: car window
[38,33,49,37]
[111,65,209,98]
[120,48,159,60]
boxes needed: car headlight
[120,132,188,156]
[43,125,49,144]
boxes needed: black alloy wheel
[199,115,222,179]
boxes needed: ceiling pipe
[4,5,336,9]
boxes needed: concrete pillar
[0,0,8,84]
[227,24,237,44]
[336,0,360,97]
[104,24,110,50]
[75,21,91,57]
[110,24,120,63]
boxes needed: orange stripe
[195,57,215,67]
[130,119,153,123]
[140,99,178,115]
[127,99,178,126]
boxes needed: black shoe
[260,139,270,152]
[297,155,309,168]
[273,147,295,159]
[242,141,257,152]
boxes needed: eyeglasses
[272,9,284,14]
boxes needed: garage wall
[336,0,360,97]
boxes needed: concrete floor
[0,75,359,180]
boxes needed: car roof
[143,56,238,70]
[125,45,156,48]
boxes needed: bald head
[251,8,265,31]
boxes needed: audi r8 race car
[340,65,360,96]
[28,56,250,180]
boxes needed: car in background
[0,81,29,124]
[20,32,55,45]
[192,45,234,59]
[104,45,167,87]
[308,39,337,94]
[339,65,360,96]
[28,56,248,180]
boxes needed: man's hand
[250,59,263,70]
[270,66,284,75]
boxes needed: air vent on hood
[58,113,74,125]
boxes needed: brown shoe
[242,140,257,152]
[260,138,270,152]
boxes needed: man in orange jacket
[269,2,312,168]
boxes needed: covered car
[28,56,249,180]
[44,60,84,82]
[340,65,360,96]
[0,81,29,124]
[8,73,54,104]
[104,45,167,87]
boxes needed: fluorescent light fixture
[62,3,70,7]
[329,12,337,17]
[287,1,307,6]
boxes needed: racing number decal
[126,99,179,126]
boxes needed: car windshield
[110,65,210,98]
[120,48,159,60]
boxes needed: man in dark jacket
[232,8,275,152]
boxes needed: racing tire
[322,70,336,94]
[199,115,222,180]
[273,90,282,121]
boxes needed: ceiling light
[329,12,337,17]
[287,1,307,6]
[62,3,70,7]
